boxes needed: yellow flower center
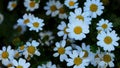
[29,1,35,8]
[11,3,17,8]
[59,7,65,14]
[74,57,83,66]
[7,64,13,67]
[64,27,69,34]
[58,47,65,54]
[69,1,75,6]
[76,15,84,21]
[102,24,108,29]
[2,51,9,59]
[27,46,36,54]
[50,5,57,11]
[20,45,25,50]
[103,54,111,63]
[90,4,98,12]
[74,26,82,34]
[33,22,39,28]
[24,19,29,24]
[16,26,22,32]
[104,36,112,44]
[16,65,23,68]
[83,50,88,58]
[95,54,99,58]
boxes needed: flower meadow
[0,0,120,68]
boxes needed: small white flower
[27,17,44,32]
[38,61,56,68]
[23,40,41,59]
[64,0,78,9]
[53,40,72,62]
[66,20,89,40]
[84,0,104,18]
[11,58,30,68]
[44,0,61,17]
[57,21,69,39]
[7,1,17,11]
[0,13,4,24]
[96,19,113,32]
[24,0,39,11]
[97,30,119,51]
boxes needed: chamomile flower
[13,24,27,34]
[64,0,78,9]
[84,0,104,18]
[69,8,91,25]
[37,61,56,68]
[7,1,17,11]
[0,13,4,24]
[17,13,35,26]
[66,50,89,68]
[17,44,26,53]
[98,52,115,68]
[0,46,14,64]
[44,0,61,17]
[27,17,44,32]
[23,40,40,59]
[39,31,54,46]
[58,4,67,19]
[97,30,119,51]
[57,21,69,39]
[96,19,113,32]
[66,20,89,40]
[24,0,39,11]
[11,58,30,68]
[53,40,72,62]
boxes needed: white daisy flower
[7,1,17,11]
[0,13,4,24]
[39,31,54,46]
[96,19,113,32]
[44,0,61,17]
[17,13,35,26]
[38,61,56,68]
[98,52,115,68]
[66,50,89,68]
[27,17,44,32]
[64,0,78,9]
[0,46,14,65]
[84,0,104,18]
[24,0,39,11]
[23,40,41,59]
[69,8,91,25]
[58,4,67,19]
[97,30,119,51]
[11,58,30,68]
[53,40,72,62]
[13,24,27,34]
[57,21,69,39]
[66,20,89,40]
[17,44,27,53]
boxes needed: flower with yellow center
[64,0,78,9]
[7,1,17,11]
[27,17,44,32]
[53,40,72,62]
[23,40,40,59]
[96,19,113,32]
[69,8,91,25]
[66,20,89,40]
[97,30,119,51]
[84,0,104,18]
[12,58,30,68]
[66,50,89,68]
[57,21,69,39]
[24,0,39,11]
[99,52,115,68]
[44,0,61,17]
